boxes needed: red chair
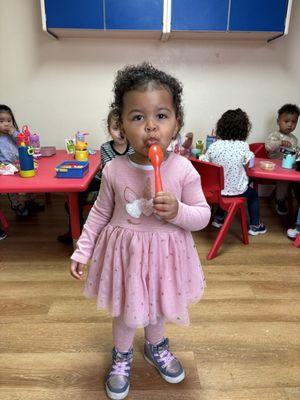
[249,142,275,193]
[190,158,249,260]
[249,142,269,158]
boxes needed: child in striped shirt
[57,110,134,244]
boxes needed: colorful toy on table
[75,131,89,161]
[29,132,41,159]
[148,144,163,193]
[280,147,297,169]
[65,139,75,154]
[55,161,89,178]
[75,140,88,161]
[16,125,31,146]
[191,139,204,159]
[16,132,35,178]
[169,133,181,154]
[180,132,193,157]
[205,129,217,150]
[17,125,42,159]
[196,139,204,153]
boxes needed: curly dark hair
[216,108,251,141]
[0,104,19,131]
[278,103,300,117]
[106,108,118,128]
[110,62,184,128]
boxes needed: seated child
[287,207,300,240]
[202,108,267,236]
[0,104,44,217]
[57,109,134,244]
[265,104,300,215]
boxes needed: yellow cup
[75,150,88,161]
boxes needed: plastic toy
[180,132,193,157]
[191,148,202,158]
[169,133,181,154]
[19,125,31,145]
[206,135,217,150]
[75,140,88,161]
[16,125,31,146]
[148,144,163,193]
[281,147,296,169]
[65,139,75,154]
[282,153,296,169]
[29,132,41,159]
[55,161,89,178]
[17,133,35,178]
[195,139,204,153]
[76,131,88,142]
[74,131,89,161]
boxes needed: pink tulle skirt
[84,224,205,328]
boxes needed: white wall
[0,0,299,149]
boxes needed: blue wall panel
[229,0,288,32]
[171,0,229,31]
[105,0,163,30]
[45,0,103,29]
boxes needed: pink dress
[71,153,211,328]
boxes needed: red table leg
[68,192,81,240]
[293,232,300,248]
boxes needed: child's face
[120,87,179,164]
[109,119,126,145]
[0,112,13,134]
[277,112,298,135]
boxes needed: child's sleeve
[243,143,255,165]
[70,165,114,265]
[11,130,19,143]
[100,144,108,169]
[265,132,282,152]
[199,147,212,162]
[168,162,211,231]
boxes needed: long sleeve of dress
[71,167,114,265]
[168,164,211,231]
[265,131,282,153]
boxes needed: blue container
[55,161,89,178]
[282,153,296,169]
[206,135,217,150]
[18,144,35,177]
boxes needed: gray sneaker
[105,347,133,400]
[144,337,185,384]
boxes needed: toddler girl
[0,104,43,217]
[70,62,211,399]
[57,109,134,244]
[202,108,267,235]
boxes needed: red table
[0,150,100,240]
[247,157,300,248]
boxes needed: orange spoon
[148,144,164,193]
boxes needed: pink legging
[113,316,165,353]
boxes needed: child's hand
[153,191,179,220]
[282,140,291,148]
[70,260,85,280]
